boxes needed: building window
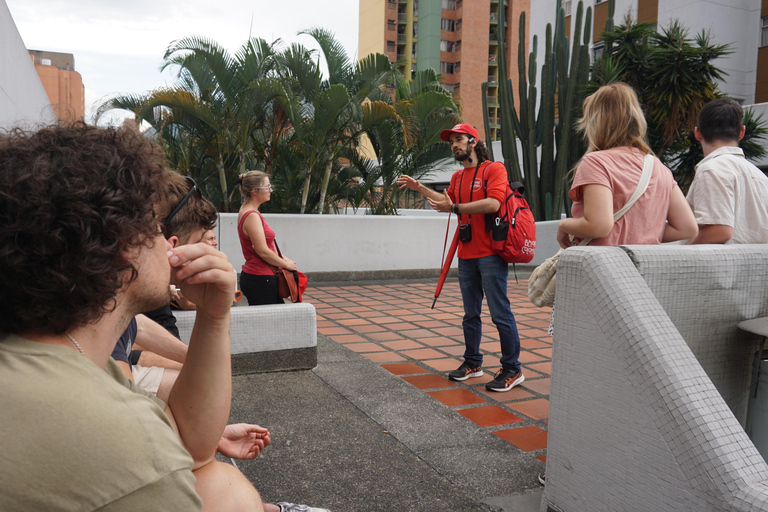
[562,0,572,16]
[440,40,458,52]
[762,17,768,47]
[387,19,397,30]
[442,83,455,92]
[440,61,456,74]
[442,0,456,9]
[592,41,605,59]
[441,18,456,31]
[387,0,397,9]
[387,41,396,52]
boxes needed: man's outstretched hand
[218,423,272,460]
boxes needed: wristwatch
[452,204,459,215]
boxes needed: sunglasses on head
[164,176,200,231]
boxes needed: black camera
[459,223,472,242]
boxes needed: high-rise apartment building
[28,50,84,123]
[359,0,531,141]
[530,0,766,105]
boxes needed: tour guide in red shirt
[397,124,524,392]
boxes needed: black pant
[240,272,283,306]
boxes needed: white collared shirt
[686,146,768,244]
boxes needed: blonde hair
[577,82,652,155]
[238,170,269,201]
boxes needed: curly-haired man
[0,123,263,511]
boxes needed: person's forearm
[136,350,184,370]
[255,246,290,268]
[454,198,501,215]
[559,216,613,240]
[687,224,732,244]
[135,314,188,363]
[167,311,232,466]
[414,182,444,202]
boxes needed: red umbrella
[432,224,460,309]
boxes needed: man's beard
[454,148,470,161]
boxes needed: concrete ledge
[174,303,317,373]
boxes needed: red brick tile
[431,327,464,336]
[402,374,456,389]
[527,361,552,376]
[337,318,371,326]
[367,316,404,324]
[366,332,403,342]
[385,322,418,330]
[416,336,461,347]
[318,327,352,335]
[382,340,423,350]
[325,312,356,320]
[537,455,547,463]
[427,388,486,407]
[458,405,523,427]
[381,362,428,375]
[330,334,366,344]
[350,325,387,333]
[316,320,337,328]
[522,378,550,396]
[396,328,435,338]
[414,320,450,329]
[400,348,446,360]
[494,426,548,451]
[344,342,388,353]
[508,398,550,420]
[520,338,552,349]
[533,348,553,358]
[439,345,466,356]
[421,358,464,372]
[362,352,405,363]
[518,351,548,364]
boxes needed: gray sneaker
[277,503,330,512]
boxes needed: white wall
[216,212,561,275]
[0,0,55,129]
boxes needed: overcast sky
[6,0,360,124]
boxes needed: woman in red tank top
[237,171,297,305]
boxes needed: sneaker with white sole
[485,368,524,392]
[447,361,483,382]
[276,503,329,512]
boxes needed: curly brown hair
[0,122,169,334]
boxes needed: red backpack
[484,174,537,264]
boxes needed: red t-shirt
[447,161,508,259]
[238,210,278,275]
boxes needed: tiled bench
[174,303,317,374]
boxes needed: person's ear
[739,125,746,141]
[694,127,703,142]
[167,235,180,248]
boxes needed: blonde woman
[557,82,697,249]
[540,83,697,486]
[237,171,296,305]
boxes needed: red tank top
[238,210,277,275]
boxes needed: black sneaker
[485,368,524,392]
[448,361,483,381]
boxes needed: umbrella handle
[431,296,438,309]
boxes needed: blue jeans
[458,255,521,372]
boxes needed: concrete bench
[174,303,317,374]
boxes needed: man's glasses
[165,176,200,230]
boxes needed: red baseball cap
[440,123,479,142]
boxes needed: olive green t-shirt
[0,333,202,511]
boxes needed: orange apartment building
[359,0,530,141]
[28,50,84,123]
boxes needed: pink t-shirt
[570,147,676,246]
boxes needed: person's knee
[194,460,264,512]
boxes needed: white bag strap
[578,153,654,247]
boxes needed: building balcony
[398,13,407,21]
[486,96,499,105]
[398,34,406,42]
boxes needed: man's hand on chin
[168,243,236,319]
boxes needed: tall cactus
[481,0,614,221]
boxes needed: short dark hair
[164,172,217,244]
[697,99,744,144]
[0,123,169,334]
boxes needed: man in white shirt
[686,99,768,244]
